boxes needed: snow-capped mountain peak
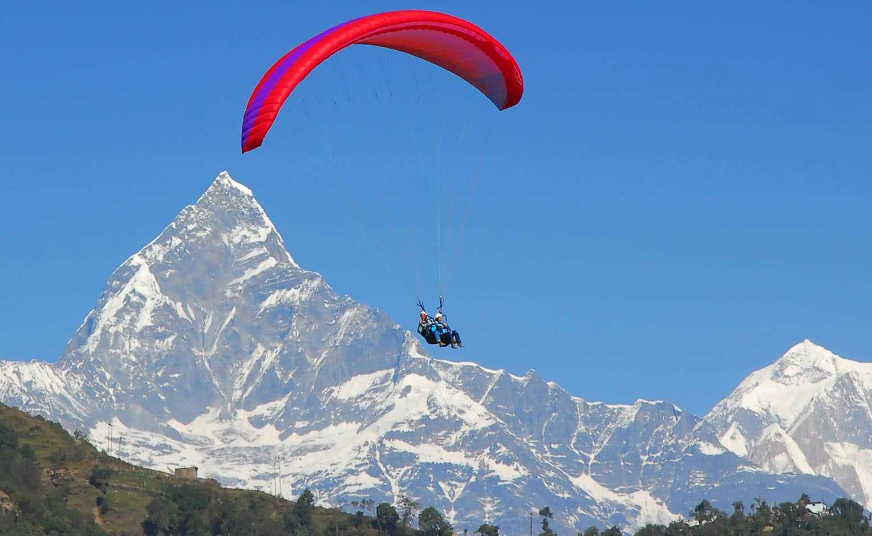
[211,170,254,196]
[713,340,866,429]
[770,339,845,383]
[707,341,872,509]
[183,169,295,266]
[54,172,320,421]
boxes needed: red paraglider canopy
[241,10,524,153]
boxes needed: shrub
[90,465,114,493]
[48,448,70,467]
[0,422,18,449]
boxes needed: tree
[352,510,366,528]
[419,506,453,536]
[601,527,621,536]
[360,497,375,517]
[98,492,114,515]
[299,488,315,508]
[634,525,665,536]
[691,499,718,524]
[731,501,744,517]
[142,496,178,536]
[581,527,600,536]
[775,500,803,527]
[476,524,500,536]
[169,483,211,515]
[664,520,690,536]
[89,465,114,493]
[8,445,42,492]
[750,496,772,531]
[730,501,748,534]
[20,443,36,461]
[830,497,868,530]
[47,448,69,468]
[399,494,421,531]
[539,506,556,536]
[376,502,399,534]
[0,422,18,450]
[293,489,315,530]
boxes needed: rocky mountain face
[0,173,847,534]
[706,340,872,511]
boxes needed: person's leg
[439,329,452,346]
[452,330,462,347]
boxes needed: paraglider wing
[241,10,524,153]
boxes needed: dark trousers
[439,329,461,345]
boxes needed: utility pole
[278,454,284,499]
[530,511,534,536]
[482,462,492,525]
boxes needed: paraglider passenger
[434,312,463,349]
[417,311,439,345]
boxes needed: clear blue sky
[2,1,871,416]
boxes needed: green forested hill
[0,404,433,536]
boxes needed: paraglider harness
[416,297,451,346]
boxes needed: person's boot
[451,343,458,349]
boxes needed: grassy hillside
[0,403,406,535]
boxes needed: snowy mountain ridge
[706,340,872,510]
[0,172,848,534]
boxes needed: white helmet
[435,312,443,319]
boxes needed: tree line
[461,498,872,536]
[141,488,458,536]
[574,495,872,536]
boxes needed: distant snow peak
[773,339,842,380]
[707,340,872,510]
